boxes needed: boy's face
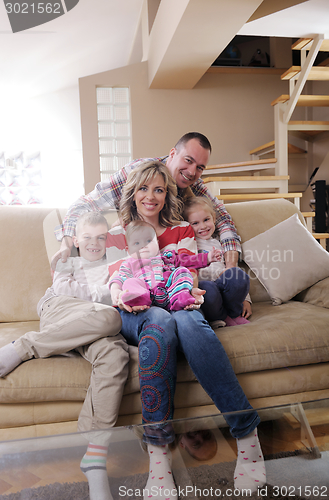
[127,227,159,259]
[73,223,108,262]
[188,208,216,240]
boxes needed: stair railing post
[274,102,289,192]
[283,34,324,124]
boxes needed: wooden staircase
[253,35,329,184]
[202,36,329,244]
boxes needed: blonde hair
[183,196,216,222]
[119,160,183,227]
[75,211,109,235]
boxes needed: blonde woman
[110,161,266,499]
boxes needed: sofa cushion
[1,300,329,405]
[0,207,53,322]
[242,214,329,305]
[217,300,329,374]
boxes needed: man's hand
[224,250,239,269]
[51,236,73,271]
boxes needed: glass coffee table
[0,399,329,499]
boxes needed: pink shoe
[121,279,152,307]
[224,316,238,327]
[233,315,250,325]
[170,291,195,311]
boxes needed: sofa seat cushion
[218,300,329,374]
[1,299,328,405]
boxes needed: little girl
[110,219,220,311]
[184,197,251,328]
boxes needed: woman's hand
[184,288,206,310]
[242,300,252,319]
[111,286,123,307]
[116,290,150,314]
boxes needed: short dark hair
[175,132,212,154]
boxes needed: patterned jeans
[119,306,260,445]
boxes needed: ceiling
[239,0,329,38]
[0,0,328,101]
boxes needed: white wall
[0,85,84,207]
[79,61,289,193]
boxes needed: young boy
[0,212,129,500]
[184,197,251,328]
[110,220,220,311]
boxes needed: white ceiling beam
[146,0,264,89]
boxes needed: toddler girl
[110,219,220,311]
[184,197,251,327]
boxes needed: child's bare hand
[207,247,222,264]
[242,300,252,319]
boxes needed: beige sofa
[1,199,329,441]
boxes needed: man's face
[166,138,210,189]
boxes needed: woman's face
[134,174,167,221]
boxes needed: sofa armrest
[295,276,329,309]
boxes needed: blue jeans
[119,306,260,445]
[199,267,250,322]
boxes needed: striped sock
[166,268,195,311]
[80,443,113,500]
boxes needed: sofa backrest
[1,206,55,322]
[0,199,304,322]
[225,198,303,242]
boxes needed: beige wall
[79,61,289,193]
[79,60,329,213]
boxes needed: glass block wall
[96,87,132,181]
[0,152,42,205]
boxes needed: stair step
[203,175,289,183]
[205,176,289,195]
[271,95,329,107]
[203,158,277,175]
[281,66,329,81]
[292,38,329,52]
[217,192,302,208]
[249,141,306,156]
[288,121,329,137]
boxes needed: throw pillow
[242,213,329,305]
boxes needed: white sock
[234,428,266,493]
[80,443,113,500]
[0,343,22,377]
[144,444,176,500]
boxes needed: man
[53,132,240,269]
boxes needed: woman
[110,160,266,497]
